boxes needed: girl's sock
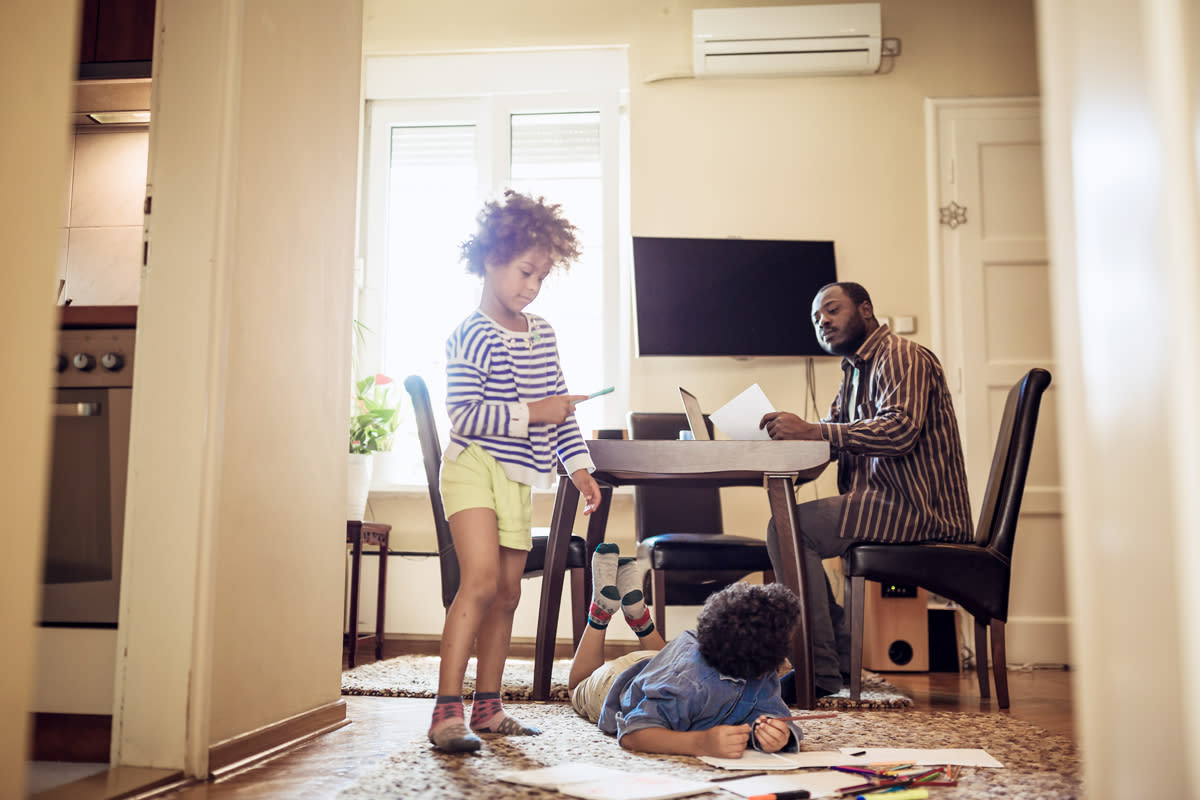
[469,691,541,735]
[428,695,482,753]
[588,542,622,630]
[617,556,656,638]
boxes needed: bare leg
[435,508,502,697]
[430,507,503,752]
[471,545,527,693]
[569,624,609,690]
[469,545,541,736]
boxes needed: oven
[42,316,135,626]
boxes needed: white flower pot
[347,453,374,520]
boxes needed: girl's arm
[620,724,751,759]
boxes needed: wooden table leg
[347,523,363,669]
[533,476,580,701]
[765,473,814,709]
[375,528,388,662]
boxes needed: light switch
[894,316,917,334]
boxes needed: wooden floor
[36,648,1075,799]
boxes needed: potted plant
[347,372,401,519]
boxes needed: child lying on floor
[568,544,804,759]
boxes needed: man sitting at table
[758,281,972,699]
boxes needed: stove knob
[56,353,68,373]
[100,352,124,371]
[72,353,96,371]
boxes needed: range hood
[74,78,151,128]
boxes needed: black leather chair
[842,368,1052,708]
[403,375,589,646]
[627,411,775,636]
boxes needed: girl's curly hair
[695,582,802,681]
[459,189,581,276]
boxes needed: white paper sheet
[837,747,1004,768]
[699,750,868,770]
[713,770,865,799]
[709,383,775,440]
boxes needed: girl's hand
[699,724,751,759]
[529,394,588,424]
[571,469,603,515]
[752,716,791,753]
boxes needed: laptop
[677,387,712,441]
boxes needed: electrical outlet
[882,37,902,57]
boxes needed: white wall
[361,0,1043,646]
[1037,0,1200,794]
[0,2,80,795]
[113,0,364,772]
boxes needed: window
[360,51,630,487]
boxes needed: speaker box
[862,581,929,672]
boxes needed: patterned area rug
[335,702,1080,799]
[342,655,913,710]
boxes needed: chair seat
[638,533,773,572]
[845,542,1010,622]
[525,532,588,575]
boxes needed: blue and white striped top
[444,310,594,489]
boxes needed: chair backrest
[973,368,1053,558]
[627,412,723,539]
[402,374,459,608]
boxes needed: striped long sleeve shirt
[444,310,594,489]
[817,325,973,544]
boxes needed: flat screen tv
[631,236,838,357]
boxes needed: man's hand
[759,411,822,440]
[528,394,588,424]
[571,469,603,515]
[752,716,791,753]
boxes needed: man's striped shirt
[444,310,593,489]
[817,325,973,544]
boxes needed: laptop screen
[678,387,712,441]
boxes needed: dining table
[531,438,831,707]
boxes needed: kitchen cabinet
[78,0,155,79]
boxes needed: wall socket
[882,37,902,57]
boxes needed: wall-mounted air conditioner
[693,3,882,78]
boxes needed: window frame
[358,50,630,489]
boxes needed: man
[759,281,972,698]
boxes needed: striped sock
[588,543,621,630]
[428,695,481,753]
[469,691,541,736]
[617,557,655,638]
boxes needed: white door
[928,98,1067,667]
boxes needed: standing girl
[429,190,603,752]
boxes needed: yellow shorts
[440,444,532,551]
[570,650,658,724]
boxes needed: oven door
[41,387,131,626]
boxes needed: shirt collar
[844,323,890,371]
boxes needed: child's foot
[588,543,622,630]
[469,692,541,736]
[428,695,481,753]
[617,556,655,638]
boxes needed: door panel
[930,98,1067,666]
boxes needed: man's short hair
[819,281,872,309]
[695,582,802,681]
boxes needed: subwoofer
[862,581,929,672]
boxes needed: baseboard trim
[208,699,349,778]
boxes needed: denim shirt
[597,631,802,751]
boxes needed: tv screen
[632,236,838,357]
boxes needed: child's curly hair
[459,189,581,277]
[696,582,802,681]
